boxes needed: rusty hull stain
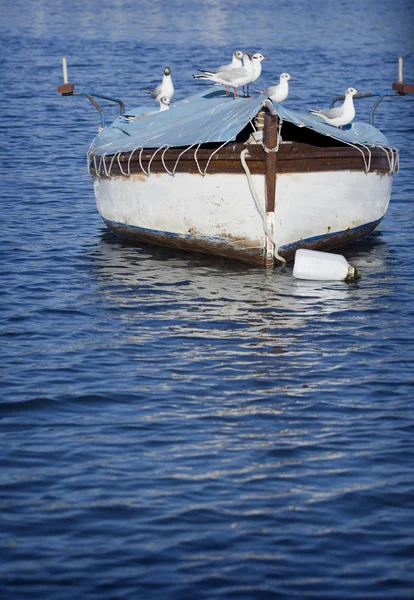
[105,220,266,266]
[104,218,382,267]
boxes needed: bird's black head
[164,67,171,76]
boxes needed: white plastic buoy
[293,249,359,281]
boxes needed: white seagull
[158,96,171,111]
[121,97,171,122]
[214,50,244,72]
[246,52,268,96]
[259,72,293,103]
[250,53,269,83]
[193,52,255,98]
[143,66,174,101]
[309,87,360,128]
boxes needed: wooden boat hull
[93,165,393,265]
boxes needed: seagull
[143,66,174,101]
[158,96,171,111]
[258,72,293,103]
[250,53,269,83]
[213,50,244,72]
[309,87,360,128]
[121,97,171,121]
[193,52,255,98]
[245,52,268,96]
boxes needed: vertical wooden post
[62,56,68,84]
[263,112,279,266]
[398,56,403,83]
[263,112,278,213]
[57,56,75,95]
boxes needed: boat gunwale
[89,141,396,178]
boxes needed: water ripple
[1,0,414,598]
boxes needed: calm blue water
[1,1,414,598]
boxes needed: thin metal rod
[89,92,125,115]
[62,56,68,84]
[398,56,403,83]
[85,93,105,127]
[370,96,385,125]
[329,90,403,126]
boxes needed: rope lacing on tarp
[87,113,399,178]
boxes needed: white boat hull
[93,169,393,265]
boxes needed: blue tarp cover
[90,89,393,155]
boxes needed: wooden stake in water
[62,56,68,84]
[56,56,74,94]
[398,56,403,83]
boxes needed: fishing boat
[57,59,412,267]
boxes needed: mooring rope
[240,148,286,267]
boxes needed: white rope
[395,150,400,173]
[147,145,168,175]
[389,148,395,172]
[193,143,203,176]
[105,153,118,178]
[117,152,130,177]
[240,148,286,267]
[93,153,101,178]
[377,146,397,173]
[97,153,108,178]
[377,146,391,171]
[102,152,118,178]
[358,143,372,173]
[341,139,370,173]
[100,152,110,177]
[86,150,93,177]
[202,135,235,176]
[249,117,258,132]
[171,143,198,176]
[137,147,149,176]
[161,146,174,175]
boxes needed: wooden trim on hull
[104,217,383,266]
[90,142,394,179]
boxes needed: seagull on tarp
[251,53,269,84]
[158,96,171,111]
[309,87,360,128]
[214,50,244,72]
[246,52,268,96]
[121,97,171,122]
[143,66,174,101]
[257,72,293,103]
[193,52,266,99]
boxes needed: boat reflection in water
[91,230,392,324]
[87,230,394,406]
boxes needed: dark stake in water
[1,1,414,598]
